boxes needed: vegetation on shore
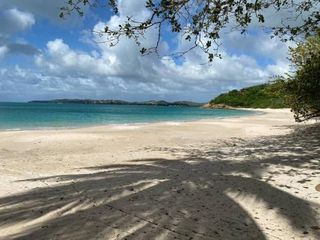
[281,31,320,122]
[209,81,287,109]
[29,99,203,107]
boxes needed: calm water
[0,102,256,130]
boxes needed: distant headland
[29,99,203,107]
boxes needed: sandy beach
[0,109,319,240]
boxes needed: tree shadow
[0,124,319,239]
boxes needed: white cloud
[35,39,115,76]
[0,8,35,36]
[0,45,9,58]
[0,8,39,56]
[0,0,80,24]
[222,31,291,61]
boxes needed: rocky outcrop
[202,103,235,109]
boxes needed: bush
[283,31,320,122]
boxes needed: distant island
[29,99,203,107]
[205,82,288,109]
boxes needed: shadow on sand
[0,124,319,239]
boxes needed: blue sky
[0,0,292,102]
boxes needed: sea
[0,102,256,130]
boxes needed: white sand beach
[0,109,319,240]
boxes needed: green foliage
[283,31,320,122]
[210,82,288,108]
[61,0,320,61]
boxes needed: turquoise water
[0,102,256,130]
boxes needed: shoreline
[0,108,264,132]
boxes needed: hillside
[209,82,288,108]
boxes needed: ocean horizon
[0,102,256,130]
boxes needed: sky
[0,0,293,102]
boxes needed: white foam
[164,122,182,126]
[111,125,141,130]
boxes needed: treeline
[210,82,287,109]
[29,99,203,107]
